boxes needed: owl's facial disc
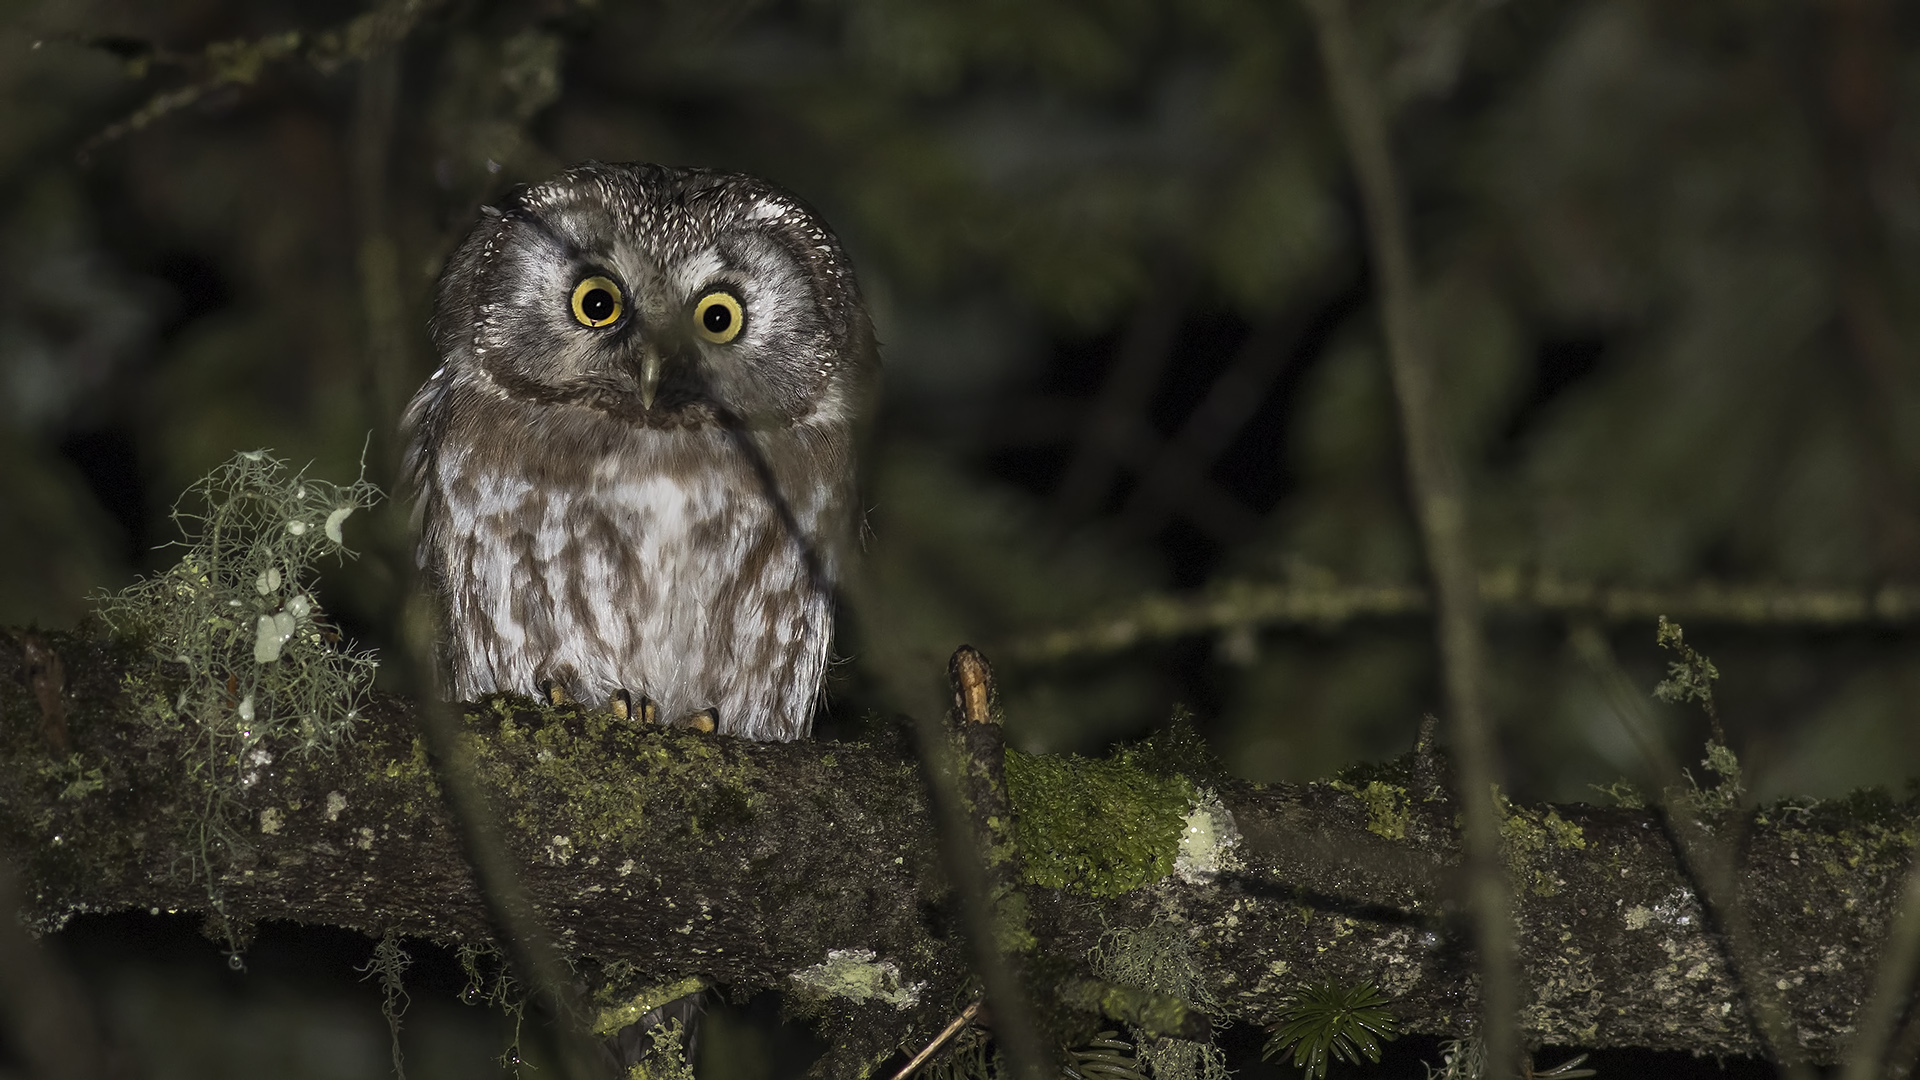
[456,170,866,430]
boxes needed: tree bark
[1,629,1910,1067]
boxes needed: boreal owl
[402,163,876,741]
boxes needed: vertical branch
[1838,852,1920,1080]
[350,46,606,1080]
[949,646,1031,948]
[352,48,411,476]
[874,638,1048,1080]
[397,601,610,1080]
[1570,626,1813,1079]
[839,566,1051,1078]
[1805,22,1920,1060]
[718,420,1050,1080]
[1298,0,1516,1074]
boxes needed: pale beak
[638,344,663,410]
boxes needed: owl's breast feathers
[406,385,853,741]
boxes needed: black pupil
[581,287,615,322]
[702,301,733,335]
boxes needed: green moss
[38,753,105,802]
[1331,780,1409,841]
[1060,979,1200,1040]
[1332,757,1413,790]
[592,977,709,1035]
[1765,790,1917,903]
[457,694,765,854]
[1005,746,1193,897]
[1590,780,1647,809]
[1495,792,1586,896]
[625,1019,696,1080]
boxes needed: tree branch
[1,631,1913,1071]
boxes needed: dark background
[2,0,1917,1075]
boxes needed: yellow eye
[570,275,624,328]
[692,291,744,344]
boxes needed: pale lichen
[1090,923,1229,1080]
[1175,788,1242,884]
[89,450,380,948]
[591,977,709,1035]
[789,947,925,1010]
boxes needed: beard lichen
[92,449,381,945]
[1089,922,1230,1080]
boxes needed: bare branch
[1003,575,1920,664]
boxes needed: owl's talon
[687,707,718,734]
[610,690,662,725]
[540,679,570,706]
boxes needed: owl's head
[427,163,876,431]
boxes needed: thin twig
[72,0,453,161]
[1570,625,1813,1080]
[1118,315,1298,538]
[1003,575,1920,663]
[1839,850,1920,1080]
[1300,0,1516,1074]
[890,999,985,1080]
[967,398,1264,538]
[1052,282,1189,526]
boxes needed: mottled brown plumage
[402,163,876,740]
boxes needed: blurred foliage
[1,0,1918,833]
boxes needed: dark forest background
[2,0,1917,1076]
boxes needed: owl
[402,163,877,741]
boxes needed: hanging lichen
[1089,923,1229,1080]
[357,930,412,1080]
[93,448,380,943]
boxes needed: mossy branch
[3,630,1917,1072]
